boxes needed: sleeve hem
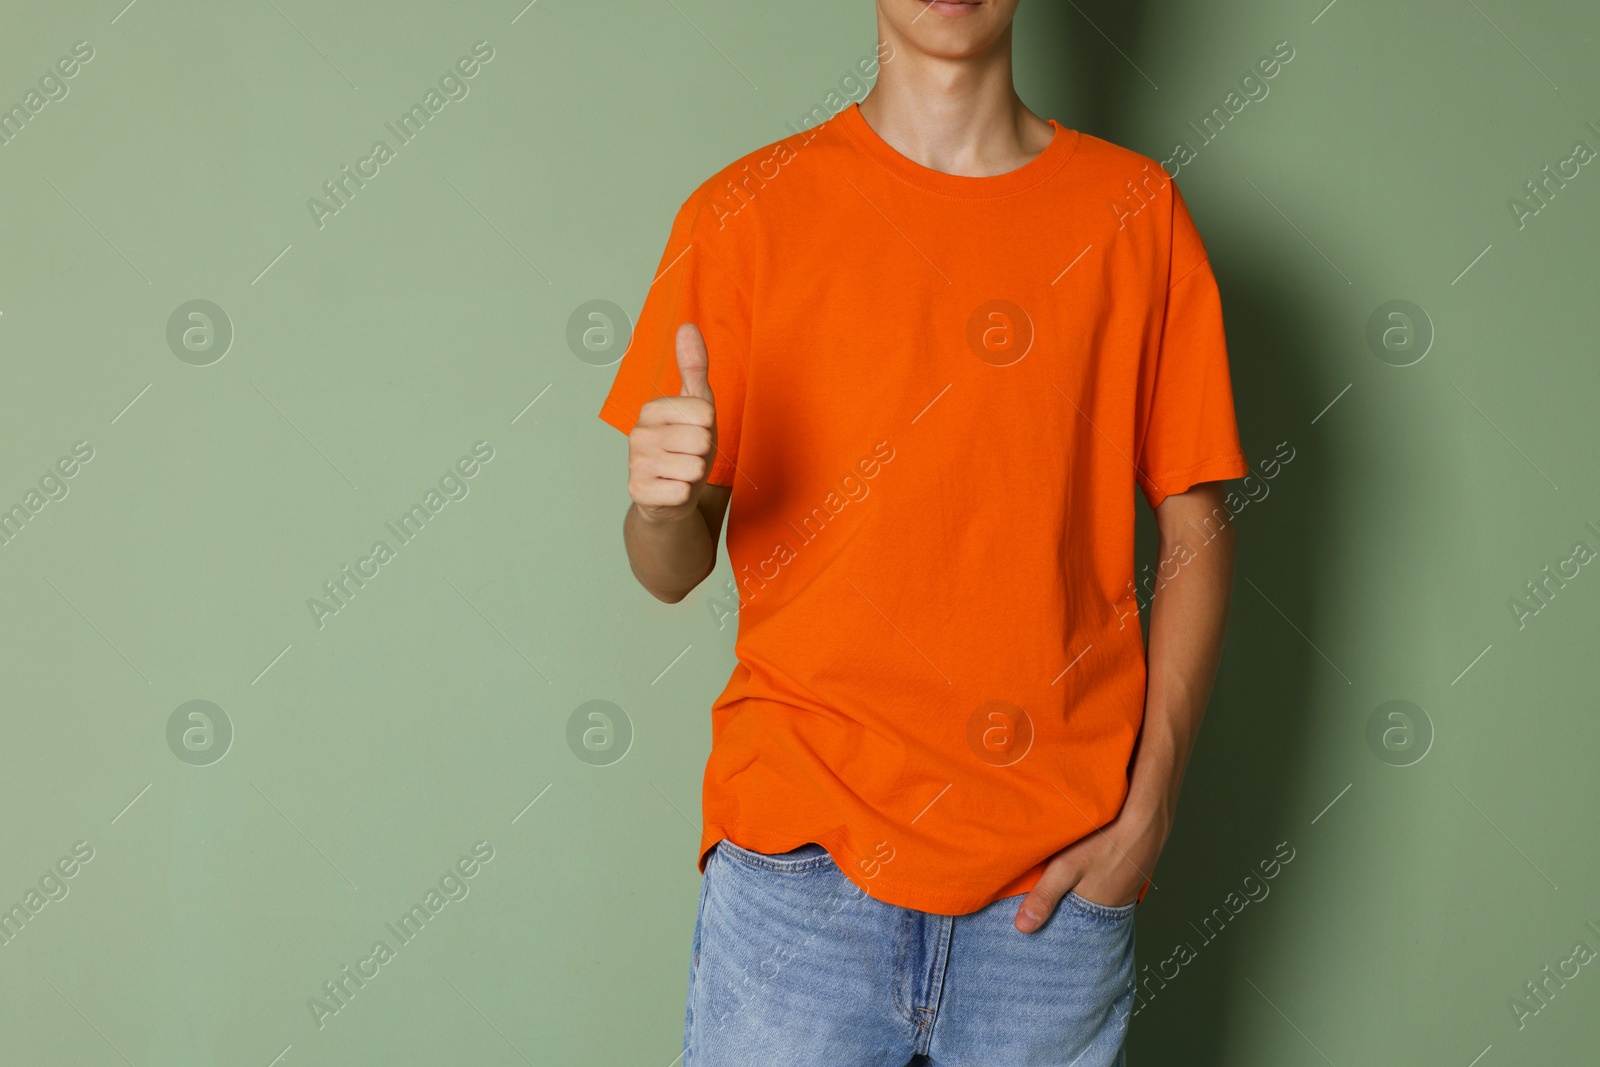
[597,399,639,436]
[706,453,738,487]
[1138,453,1249,509]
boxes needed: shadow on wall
[1026,2,1332,1063]
[1129,259,1328,1066]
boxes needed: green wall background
[0,1,1595,1063]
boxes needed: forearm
[622,502,717,603]
[1124,501,1236,828]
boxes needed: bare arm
[1015,480,1236,930]
[623,484,731,603]
[1123,480,1236,831]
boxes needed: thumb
[676,322,714,404]
[1015,867,1073,933]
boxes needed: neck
[857,19,1052,177]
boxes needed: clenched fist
[627,322,718,523]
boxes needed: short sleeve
[1133,184,1249,509]
[597,191,750,487]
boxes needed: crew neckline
[836,101,1080,198]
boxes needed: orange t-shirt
[598,101,1248,915]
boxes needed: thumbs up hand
[628,323,720,523]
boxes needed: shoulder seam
[684,187,754,302]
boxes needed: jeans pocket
[714,838,835,874]
[1063,889,1137,923]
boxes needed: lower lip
[920,0,981,16]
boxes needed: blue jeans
[685,839,1137,1066]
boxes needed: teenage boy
[597,1,1248,1062]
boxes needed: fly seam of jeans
[912,913,955,1047]
[890,907,915,1029]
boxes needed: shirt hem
[701,820,1054,916]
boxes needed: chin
[892,0,1011,55]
